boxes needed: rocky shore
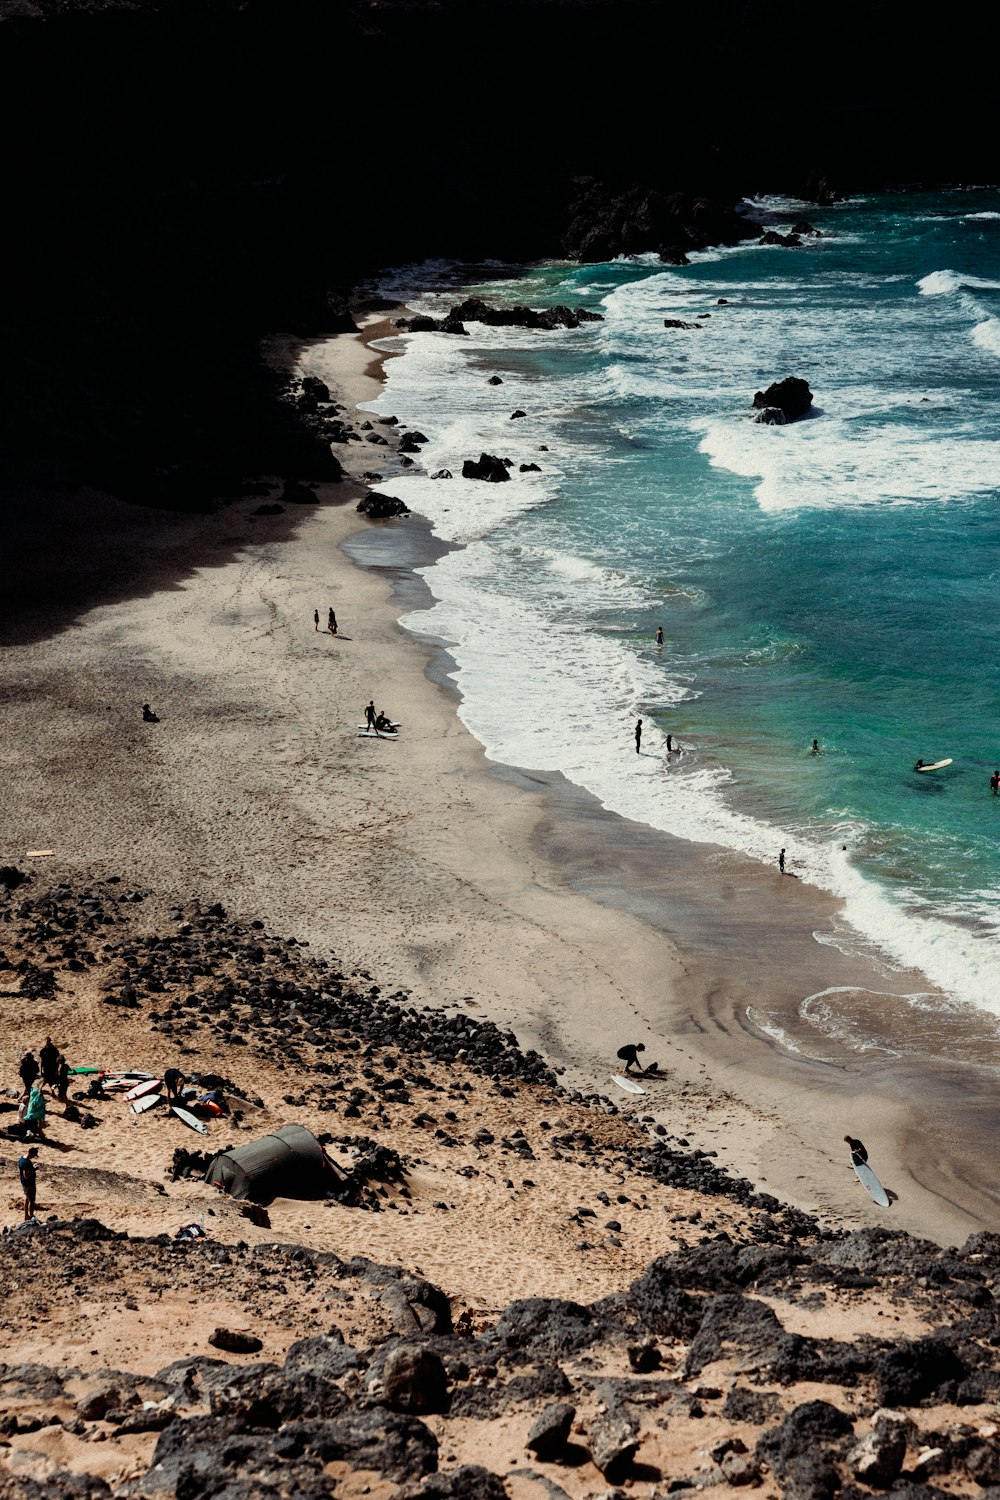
[4,874,1000,1498]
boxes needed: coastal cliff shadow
[0,475,352,649]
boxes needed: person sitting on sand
[88,1070,109,1100]
[142,703,160,723]
[374,710,394,732]
[617,1043,647,1075]
[844,1134,868,1166]
[164,1067,187,1102]
[18,1147,39,1221]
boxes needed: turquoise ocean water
[365,190,1000,1023]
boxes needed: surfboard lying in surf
[916,759,952,772]
[853,1159,890,1207]
[612,1074,645,1095]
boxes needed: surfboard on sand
[612,1074,645,1095]
[853,1159,890,1208]
[172,1105,207,1135]
[125,1078,162,1102]
[356,722,401,730]
[916,758,952,772]
[357,729,399,739]
[131,1092,163,1115]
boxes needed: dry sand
[1,314,997,1259]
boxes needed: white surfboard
[172,1105,207,1134]
[853,1159,890,1207]
[124,1077,162,1102]
[357,729,398,739]
[356,722,401,730]
[916,758,952,772]
[131,1091,163,1115]
[612,1074,645,1095]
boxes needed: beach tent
[204,1123,343,1203]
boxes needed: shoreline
[0,314,997,1254]
[314,315,1000,1243]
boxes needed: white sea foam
[918,268,1000,296]
[972,319,1000,358]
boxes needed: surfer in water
[914,759,925,771]
[811,739,820,755]
[991,770,999,796]
[635,718,642,754]
[778,848,786,874]
[655,626,664,647]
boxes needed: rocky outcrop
[752,377,814,421]
[461,453,511,482]
[398,299,603,334]
[356,491,410,519]
[562,181,762,261]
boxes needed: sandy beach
[2,313,998,1259]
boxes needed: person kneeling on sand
[18,1147,39,1221]
[142,703,160,723]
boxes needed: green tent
[204,1123,343,1203]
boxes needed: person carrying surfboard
[844,1134,868,1165]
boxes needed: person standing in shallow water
[635,718,642,754]
[811,739,820,755]
[778,848,786,874]
[655,626,663,647]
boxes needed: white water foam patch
[697,416,1000,513]
[973,319,1000,359]
[918,269,1000,296]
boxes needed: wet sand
[1,316,998,1251]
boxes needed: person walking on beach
[778,847,786,874]
[314,609,319,632]
[18,1148,39,1221]
[18,1052,39,1095]
[56,1055,70,1104]
[39,1037,59,1093]
[635,718,642,754]
[655,626,664,647]
[617,1042,647,1075]
[365,700,376,730]
[328,608,337,636]
[991,770,999,796]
